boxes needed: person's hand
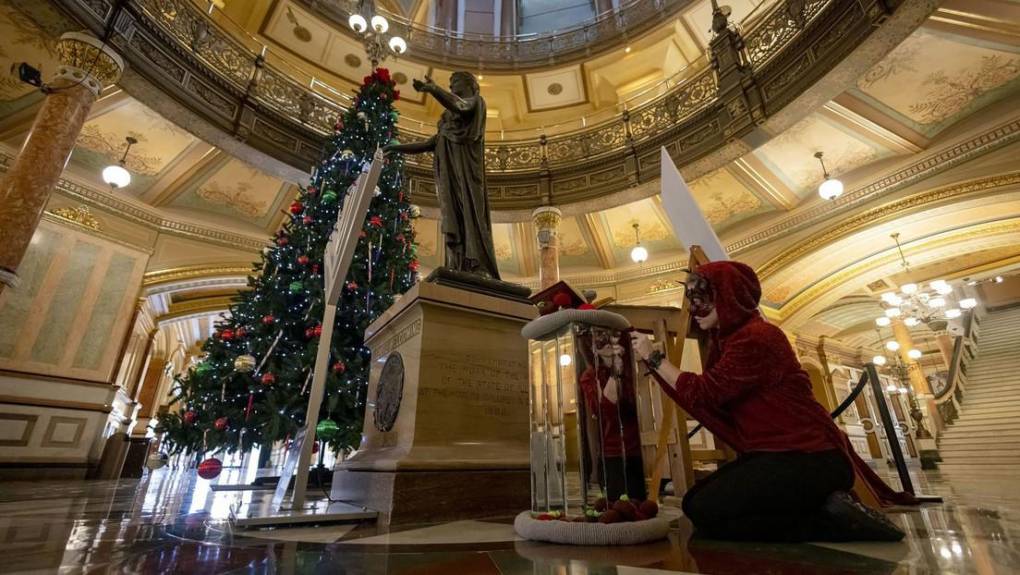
[630,332,654,362]
[381,143,398,155]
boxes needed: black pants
[682,449,854,542]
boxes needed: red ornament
[305,327,315,339]
[261,373,276,386]
[182,411,197,425]
[311,264,320,274]
[302,215,313,225]
[277,236,289,247]
[313,324,323,337]
[306,186,318,197]
[220,329,234,341]
[289,201,303,215]
[578,303,596,310]
[332,361,346,374]
[261,315,275,325]
[214,416,228,431]
[553,292,573,308]
[408,260,420,272]
[297,255,310,266]
[363,75,373,85]
[197,458,223,480]
[235,327,247,339]
[376,68,391,83]
[369,215,383,228]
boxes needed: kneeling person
[631,261,911,542]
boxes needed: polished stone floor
[0,466,1017,574]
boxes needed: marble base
[331,280,536,525]
[332,469,530,525]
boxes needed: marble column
[0,32,123,293]
[532,206,562,290]
[890,318,941,466]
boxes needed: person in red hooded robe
[631,261,913,542]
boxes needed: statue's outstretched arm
[427,85,477,115]
[384,135,436,155]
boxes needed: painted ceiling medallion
[547,82,563,96]
[344,54,362,68]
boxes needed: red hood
[696,261,761,336]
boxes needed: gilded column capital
[532,206,562,249]
[55,32,124,95]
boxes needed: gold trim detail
[758,172,1020,281]
[143,265,253,287]
[51,205,102,231]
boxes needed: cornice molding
[0,152,269,253]
[143,265,254,289]
[729,119,1020,255]
[756,170,1020,280]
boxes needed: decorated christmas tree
[157,68,418,456]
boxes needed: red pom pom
[297,255,310,266]
[182,411,196,425]
[261,373,276,385]
[408,260,420,272]
[369,215,383,228]
[332,361,346,374]
[302,215,314,225]
[313,324,322,337]
[214,416,228,431]
[197,458,222,480]
[578,303,596,310]
[289,201,303,215]
[261,315,275,325]
[220,329,234,341]
[552,292,572,308]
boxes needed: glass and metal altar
[527,321,645,515]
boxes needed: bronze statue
[383,72,500,280]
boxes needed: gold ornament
[234,354,257,373]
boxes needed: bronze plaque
[374,352,404,432]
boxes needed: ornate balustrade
[297,0,693,71]
[935,310,979,426]
[55,0,905,209]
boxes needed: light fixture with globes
[347,0,407,67]
[873,232,977,329]
[814,151,844,200]
[102,136,137,189]
[630,222,649,264]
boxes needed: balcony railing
[296,0,695,71]
[57,0,904,209]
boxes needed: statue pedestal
[331,278,535,525]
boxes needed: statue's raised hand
[412,75,434,93]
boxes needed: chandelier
[874,233,976,329]
[347,1,408,68]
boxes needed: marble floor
[0,466,1017,574]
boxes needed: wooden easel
[644,245,711,503]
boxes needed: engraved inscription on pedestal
[374,352,405,432]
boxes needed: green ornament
[322,191,338,204]
[316,419,340,442]
[389,111,399,121]
[289,281,304,294]
[195,363,213,377]
[388,138,400,147]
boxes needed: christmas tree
[156,68,418,455]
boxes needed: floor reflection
[0,468,1017,574]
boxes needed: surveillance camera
[11,62,43,88]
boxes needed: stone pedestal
[331,279,536,525]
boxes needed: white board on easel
[658,147,729,263]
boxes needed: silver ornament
[234,354,257,373]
